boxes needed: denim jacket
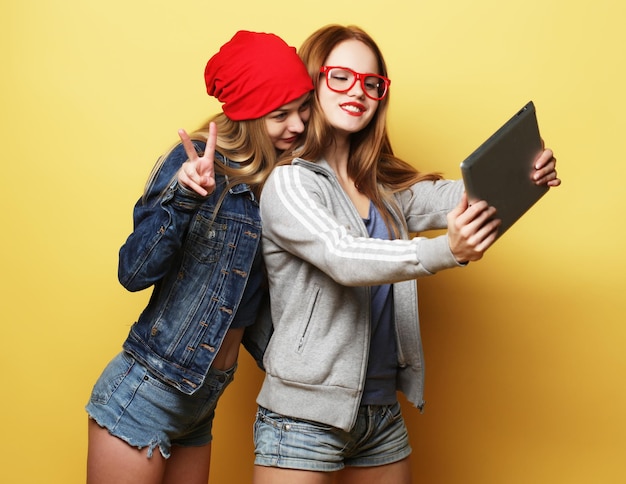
[119,141,268,395]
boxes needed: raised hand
[176,122,218,196]
[447,192,500,263]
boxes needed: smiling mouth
[340,103,365,114]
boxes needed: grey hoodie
[257,158,464,431]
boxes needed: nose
[287,113,305,133]
[348,75,365,98]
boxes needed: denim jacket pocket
[185,213,227,264]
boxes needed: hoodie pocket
[295,285,321,354]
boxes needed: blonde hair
[143,112,279,205]
[292,24,442,235]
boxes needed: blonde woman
[86,30,312,484]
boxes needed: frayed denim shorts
[85,351,235,459]
[253,402,411,472]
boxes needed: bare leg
[333,457,412,484]
[87,329,243,483]
[162,444,212,484]
[87,419,166,484]
[160,328,240,483]
[253,465,334,484]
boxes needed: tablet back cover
[460,101,548,238]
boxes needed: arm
[396,178,465,233]
[261,166,463,287]
[398,144,559,234]
[117,128,217,292]
[396,179,500,264]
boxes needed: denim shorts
[253,402,411,472]
[85,351,235,459]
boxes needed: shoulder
[272,158,333,180]
[263,163,329,210]
[267,162,330,193]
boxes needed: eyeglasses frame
[319,66,391,101]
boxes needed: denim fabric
[253,402,411,471]
[117,141,268,395]
[86,352,236,458]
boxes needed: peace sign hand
[176,122,217,197]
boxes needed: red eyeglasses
[320,66,391,101]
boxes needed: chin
[275,142,294,152]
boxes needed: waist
[211,328,245,370]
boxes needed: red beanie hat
[204,31,313,121]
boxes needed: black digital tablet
[460,101,549,239]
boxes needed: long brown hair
[292,24,442,234]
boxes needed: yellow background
[2,0,624,483]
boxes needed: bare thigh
[333,457,412,484]
[87,419,166,484]
[87,419,212,484]
[254,465,334,484]
[163,444,212,484]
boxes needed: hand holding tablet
[460,101,550,239]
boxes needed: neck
[323,135,370,218]
[324,134,350,175]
